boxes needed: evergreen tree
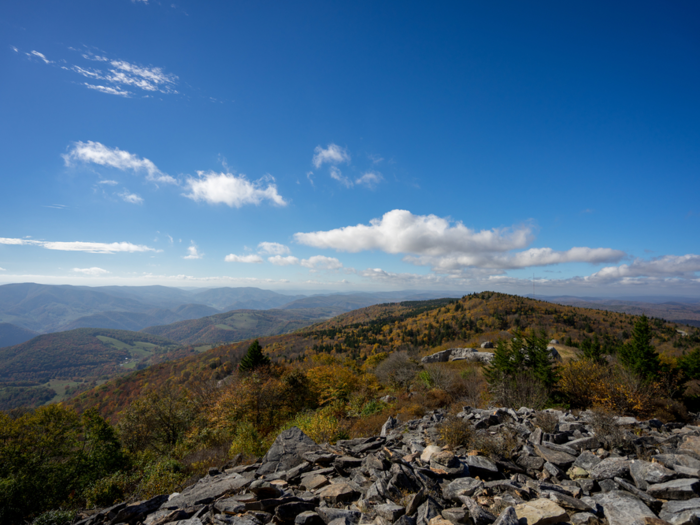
[484,330,558,388]
[239,340,271,373]
[618,314,660,380]
[580,334,605,364]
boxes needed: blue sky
[1,0,699,296]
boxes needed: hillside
[0,322,39,347]
[140,307,335,345]
[0,328,178,411]
[61,304,220,332]
[70,292,700,421]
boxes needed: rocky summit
[75,408,700,525]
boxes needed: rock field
[75,407,700,525]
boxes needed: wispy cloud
[258,242,290,255]
[0,237,158,254]
[355,172,382,188]
[43,204,68,209]
[98,180,118,185]
[10,46,18,53]
[64,141,177,185]
[27,50,52,64]
[312,144,350,168]
[184,171,286,208]
[330,166,353,188]
[224,253,264,263]
[73,267,110,276]
[84,83,130,97]
[0,267,5,271]
[184,242,203,260]
[119,190,143,204]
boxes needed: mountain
[191,287,305,310]
[0,328,178,383]
[60,304,220,332]
[280,291,461,312]
[543,295,700,327]
[70,292,700,421]
[141,308,333,345]
[0,322,40,347]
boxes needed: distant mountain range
[0,283,458,346]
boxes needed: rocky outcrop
[75,409,700,525]
[421,348,494,364]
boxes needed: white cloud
[84,83,131,97]
[268,255,299,266]
[28,50,52,64]
[0,267,5,271]
[184,242,203,259]
[587,255,700,283]
[355,172,382,188]
[98,179,118,185]
[224,254,264,263]
[312,144,350,168]
[10,46,18,53]
[330,166,353,188]
[258,242,290,255]
[407,247,626,272]
[167,234,174,244]
[104,60,177,93]
[0,237,158,254]
[72,65,103,79]
[64,141,177,185]
[300,255,343,271]
[295,209,533,256]
[184,171,286,208]
[73,267,110,276]
[119,190,143,204]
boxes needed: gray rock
[250,480,284,499]
[481,341,494,349]
[375,503,405,521]
[429,451,466,477]
[679,436,700,460]
[381,416,398,438]
[588,458,630,481]
[464,455,501,479]
[276,502,318,523]
[440,508,469,524]
[314,508,360,525]
[405,488,427,516]
[573,451,602,471]
[659,498,700,524]
[597,479,620,492]
[548,491,594,512]
[318,482,361,504]
[492,506,519,525]
[570,513,601,525]
[514,498,568,525]
[295,512,325,525]
[163,475,251,509]
[257,427,320,476]
[631,460,678,490]
[416,498,442,525]
[613,477,662,513]
[595,490,657,525]
[442,477,483,502]
[534,443,577,468]
[215,498,247,514]
[458,496,496,525]
[647,479,700,500]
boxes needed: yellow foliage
[362,352,388,371]
[307,364,359,405]
[280,409,341,444]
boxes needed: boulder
[514,498,568,525]
[257,427,320,476]
[595,490,658,525]
[647,479,700,500]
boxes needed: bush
[31,510,77,525]
[488,372,549,410]
[473,426,521,460]
[418,364,452,390]
[280,409,342,444]
[83,470,139,508]
[437,417,473,449]
[228,421,271,458]
[534,411,559,433]
[588,410,627,450]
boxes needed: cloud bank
[0,237,158,254]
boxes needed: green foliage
[228,421,270,458]
[484,330,559,389]
[31,509,77,525]
[580,334,605,364]
[238,340,271,373]
[618,314,661,380]
[0,405,127,525]
[678,348,700,380]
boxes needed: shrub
[280,409,342,444]
[31,510,77,525]
[588,409,627,450]
[437,417,473,449]
[418,364,452,390]
[83,470,139,508]
[488,372,549,410]
[473,426,521,460]
[228,421,271,458]
[533,411,559,433]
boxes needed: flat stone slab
[631,460,677,490]
[588,458,630,481]
[534,444,577,468]
[659,498,700,524]
[595,490,657,525]
[514,498,568,525]
[647,478,700,500]
[163,475,251,509]
[679,436,700,459]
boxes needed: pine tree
[238,340,271,373]
[618,314,660,380]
